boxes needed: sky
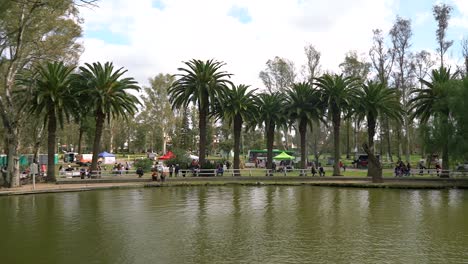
[78,0,468,89]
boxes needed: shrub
[133,158,153,172]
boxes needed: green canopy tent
[273,152,295,160]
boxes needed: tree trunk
[199,106,207,167]
[5,129,20,188]
[365,114,383,183]
[397,128,402,161]
[77,124,84,154]
[332,112,341,176]
[33,124,44,163]
[384,118,393,162]
[266,124,275,175]
[346,119,350,159]
[404,114,411,163]
[441,114,450,177]
[233,114,242,176]
[109,118,114,153]
[299,119,307,171]
[313,121,320,165]
[91,110,105,173]
[46,109,57,182]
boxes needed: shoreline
[1,177,468,196]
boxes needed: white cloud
[78,0,397,88]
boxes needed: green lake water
[1,186,467,263]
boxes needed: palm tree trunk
[333,112,341,176]
[46,110,57,182]
[266,124,275,175]
[299,119,307,170]
[199,106,207,167]
[346,119,350,159]
[77,123,84,154]
[233,114,242,176]
[441,114,450,177]
[365,114,383,182]
[91,110,105,173]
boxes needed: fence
[55,167,468,180]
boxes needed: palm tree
[285,82,324,172]
[214,84,257,175]
[74,62,140,173]
[168,59,232,166]
[355,81,403,182]
[409,67,457,174]
[253,92,286,174]
[28,61,76,182]
[314,74,359,176]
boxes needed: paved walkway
[1,176,468,196]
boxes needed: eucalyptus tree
[369,28,395,162]
[409,67,457,174]
[339,51,371,158]
[314,74,359,176]
[214,84,257,175]
[433,3,453,67]
[285,82,324,171]
[390,16,413,162]
[0,0,83,187]
[252,92,286,174]
[26,62,76,182]
[355,81,403,182]
[74,62,141,172]
[168,59,232,166]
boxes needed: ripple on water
[0,187,467,264]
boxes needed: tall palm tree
[74,62,140,172]
[355,81,403,182]
[285,82,324,172]
[168,59,232,166]
[214,84,257,175]
[253,92,286,174]
[28,61,76,182]
[409,67,457,174]
[314,74,359,176]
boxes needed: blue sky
[79,0,468,87]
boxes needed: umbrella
[273,152,295,160]
[158,151,175,160]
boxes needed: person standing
[169,165,174,177]
[136,167,144,178]
[175,164,180,177]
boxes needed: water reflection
[0,187,467,263]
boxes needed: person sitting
[319,165,325,177]
[151,170,158,181]
[216,164,224,176]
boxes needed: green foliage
[138,74,175,152]
[355,81,403,125]
[201,160,216,170]
[259,56,296,93]
[133,158,153,172]
[166,148,191,168]
[73,61,141,170]
[168,59,233,165]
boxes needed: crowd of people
[394,161,412,177]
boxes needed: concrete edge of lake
[1,177,468,196]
